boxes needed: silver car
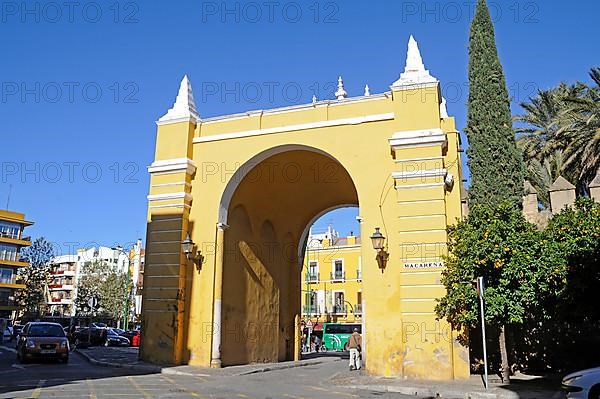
[562,367,600,398]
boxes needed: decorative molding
[149,204,191,210]
[151,182,192,188]
[157,75,201,125]
[392,168,447,180]
[394,182,445,190]
[391,35,438,90]
[194,113,395,143]
[440,97,449,118]
[148,158,197,175]
[389,128,447,150]
[147,192,193,202]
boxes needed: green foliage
[465,0,525,207]
[16,237,54,316]
[517,68,600,192]
[436,202,548,343]
[543,198,600,322]
[76,261,131,322]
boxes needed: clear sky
[1,0,598,253]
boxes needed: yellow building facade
[141,36,469,380]
[0,210,33,318]
[301,228,363,332]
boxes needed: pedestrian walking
[348,327,362,371]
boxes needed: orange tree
[435,202,559,379]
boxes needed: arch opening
[219,147,359,365]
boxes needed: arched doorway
[219,147,359,365]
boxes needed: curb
[343,383,552,399]
[236,359,333,376]
[75,349,161,373]
[0,345,17,354]
[162,358,339,377]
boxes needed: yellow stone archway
[140,36,470,380]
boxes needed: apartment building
[0,210,33,319]
[301,226,362,331]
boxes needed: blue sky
[1,0,598,252]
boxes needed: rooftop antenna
[5,184,12,210]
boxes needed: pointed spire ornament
[158,75,201,124]
[391,35,438,89]
[312,94,317,105]
[335,76,348,100]
[364,84,371,96]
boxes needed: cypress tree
[465,0,524,207]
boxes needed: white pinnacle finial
[335,76,347,100]
[440,97,449,118]
[364,84,371,96]
[158,75,201,124]
[312,94,317,105]
[391,35,438,89]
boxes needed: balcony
[0,251,19,262]
[305,272,319,283]
[49,297,72,304]
[0,275,24,287]
[303,305,318,315]
[49,284,74,291]
[330,271,345,282]
[332,305,347,314]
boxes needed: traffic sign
[88,297,98,308]
[306,320,313,328]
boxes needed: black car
[72,327,107,347]
[104,329,130,347]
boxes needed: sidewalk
[331,369,564,399]
[77,346,341,377]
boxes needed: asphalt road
[0,345,425,398]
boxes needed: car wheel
[589,385,600,399]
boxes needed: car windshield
[28,324,65,337]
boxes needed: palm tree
[557,68,600,188]
[516,84,583,200]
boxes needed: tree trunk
[499,325,510,383]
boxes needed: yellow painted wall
[142,70,469,380]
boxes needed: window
[333,291,345,313]
[308,261,318,281]
[0,222,20,239]
[0,269,13,284]
[0,244,18,262]
[332,259,344,280]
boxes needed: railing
[330,271,345,281]
[49,284,63,289]
[357,269,362,281]
[0,251,19,262]
[0,230,19,240]
[305,272,319,283]
[332,305,347,314]
[303,305,318,314]
[0,275,20,285]
[354,304,362,314]
[21,236,31,242]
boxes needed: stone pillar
[549,176,576,213]
[210,223,228,368]
[589,169,600,203]
[522,181,539,223]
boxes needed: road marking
[31,379,46,399]
[127,376,153,398]
[86,378,98,399]
[161,375,201,398]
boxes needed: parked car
[105,328,130,347]
[16,322,69,363]
[562,367,600,398]
[72,326,107,347]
